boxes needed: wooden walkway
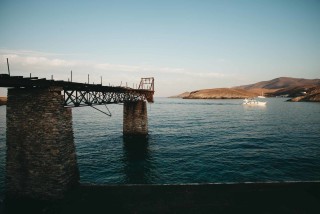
[0,74,154,107]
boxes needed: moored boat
[243,98,267,106]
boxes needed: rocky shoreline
[288,86,320,102]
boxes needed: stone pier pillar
[6,87,79,200]
[123,100,148,136]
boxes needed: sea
[1,97,320,198]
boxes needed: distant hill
[270,85,317,97]
[183,88,258,99]
[234,77,320,90]
[169,77,320,100]
[234,77,320,98]
[169,92,190,98]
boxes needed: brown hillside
[234,77,320,90]
[246,88,278,96]
[271,85,316,97]
[169,92,190,98]
[169,77,320,99]
[184,88,258,99]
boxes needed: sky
[0,0,320,97]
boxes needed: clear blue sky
[1,0,320,96]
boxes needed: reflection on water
[122,136,154,184]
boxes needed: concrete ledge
[2,182,320,213]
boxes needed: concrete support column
[123,100,148,136]
[6,87,79,200]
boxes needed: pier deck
[0,74,154,106]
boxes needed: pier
[0,74,154,200]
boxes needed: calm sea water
[1,97,320,197]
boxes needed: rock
[288,96,305,102]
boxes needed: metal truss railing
[63,90,153,107]
[0,74,154,107]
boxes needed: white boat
[243,98,267,106]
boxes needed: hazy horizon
[1,0,320,97]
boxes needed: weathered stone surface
[6,87,79,200]
[123,101,148,136]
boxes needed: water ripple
[1,98,320,196]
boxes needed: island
[170,77,320,102]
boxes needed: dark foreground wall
[6,87,79,200]
[123,101,148,136]
[2,182,320,213]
